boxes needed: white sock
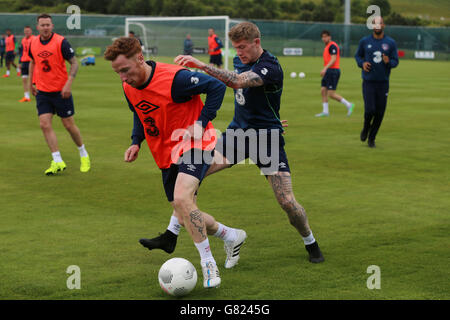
[6,70,10,76]
[302,232,316,245]
[194,238,216,265]
[24,92,30,99]
[78,144,88,157]
[52,151,63,163]
[17,68,20,73]
[214,223,237,243]
[340,98,352,108]
[167,215,181,236]
[322,102,329,114]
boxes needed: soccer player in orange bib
[316,30,354,117]
[208,28,223,68]
[105,37,246,289]
[18,26,35,102]
[2,29,20,78]
[29,14,90,175]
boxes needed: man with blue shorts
[29,14,90,174]
[175,22,325,264]
[105,36,247,289]
[316,30,354,117]
[355,16,398,148]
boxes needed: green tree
[369,0,391,17]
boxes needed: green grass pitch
[0,55,448,300]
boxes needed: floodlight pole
[344,0,351,57]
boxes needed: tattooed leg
[172,172,207,242]
[188,209,207,241]
[268,172,312,237]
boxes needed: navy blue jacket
[355,34,399,82]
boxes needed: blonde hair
[228,22,261,42]
[104,37,142,61]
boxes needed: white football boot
[224,229,247,269]
[202,261,221,288]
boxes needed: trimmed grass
[0,55,448,300]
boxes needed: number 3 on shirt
[144,116,159,137]
[42,59,51,72]
[373,51,382,64]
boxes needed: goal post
[125,16,232,70]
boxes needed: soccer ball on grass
[158,257,198,297]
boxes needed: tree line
[9,0,435,26]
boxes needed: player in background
[355,16,398,148]
[105,36,247,288]
[29,14,90,175]
[2,29,20,78]
[174,22,325,264]
[18,26,35,102]
[316,30,354,117]
[0,34,5,68]
[208,28,223,68]
[129,31,144,52]
[183,33,194,55]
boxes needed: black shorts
[5,51,15,63]
[216,129,290,175]
[321,68,340,90]
[36,91,75,118]
[21,61,30,76]
[209,54,222,66]
[161,149,213,202]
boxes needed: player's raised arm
[174,55,263,89]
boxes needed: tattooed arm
[174,54,263,89]
[202,65,263,89]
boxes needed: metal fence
[0,13,448,60]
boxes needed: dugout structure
[125,16,237,70]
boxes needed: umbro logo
[38,50,53,59]
[186,164,196,172]
[279,162,287,169]
[134,100,160,114]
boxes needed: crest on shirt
[382,43,389,51]
[260,68,268,75]
[38,50,53,59]
[134,100,160,114]
[368,44,372,49]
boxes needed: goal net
[125,16,235,70]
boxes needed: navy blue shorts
[21,61,30,76]
[161,149,213,202]
[321,68,340,90]
[209,54,222,66]
[5,51,15,63]
[216,129,290,175]
[36,91,75,118]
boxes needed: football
[290,71,297,78]
[299,72,306,78]
[158,258,198,297]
